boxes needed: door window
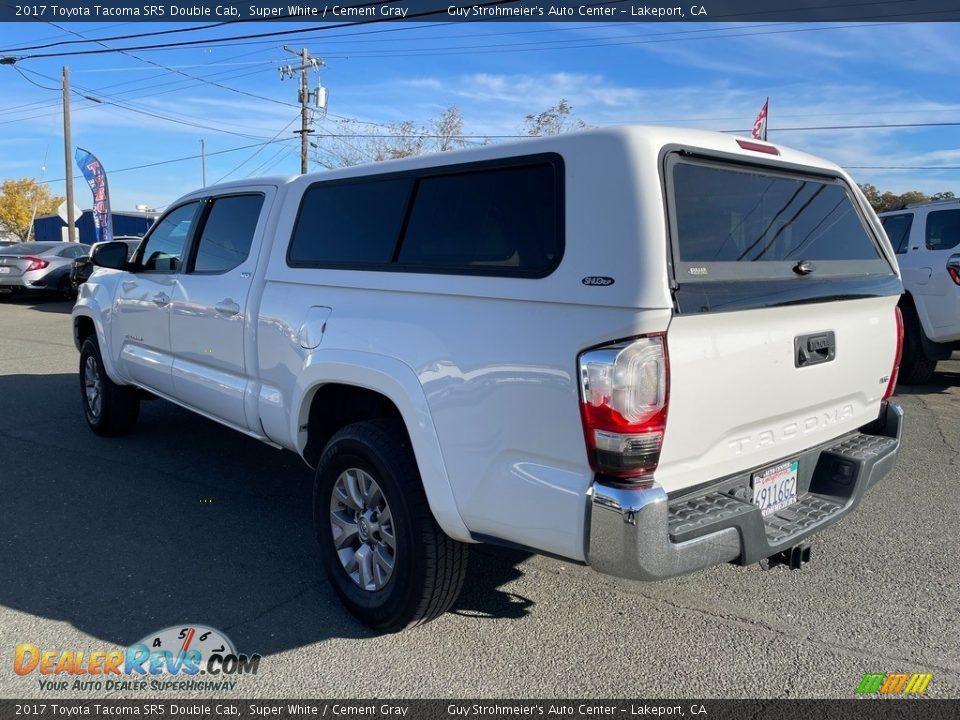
[880,214,913,254]
[190,194,264,273]
[138,202,202,273]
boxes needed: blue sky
[0,20,958,211]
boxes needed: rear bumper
[0,271,56,291]
[587,402,903,581]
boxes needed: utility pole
[298,49,309,175]
[280,46,325,175]
[200,139,206,187]
[62,65,76,242]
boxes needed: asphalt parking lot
[1,295,958,699]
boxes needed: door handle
[794,331,836,368]
[215,300,240,317]
[152,292,170,307]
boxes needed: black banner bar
[1,700,960,720]
[1,0,960,23]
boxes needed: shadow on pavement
[0,372,535,656]
[895,367,960,396]
[0,294,75,314]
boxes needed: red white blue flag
[75,147,113,243]
[751,99,769,142]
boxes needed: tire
[314,419,468,632]
[79,337,140,436]
[898,305,937,385]
[57,275,75,301]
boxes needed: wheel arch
[290,351,471,543]
[72,304,125,384]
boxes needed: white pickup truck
[73,126,904,632]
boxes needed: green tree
[857,185,956,214]
[0,178,63,242]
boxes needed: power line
[215,116,300,183]
[14,66,279,140]
[0,64,278,124]
[0,19,248,53]
[38,137,297,185]
[9,64,59,91]
[46,22,299,111]
[2,1,523,60]
[309,21,909,58]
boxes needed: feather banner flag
[75,147,113,243]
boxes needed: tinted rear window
[288,178,412,266]
[881,214,913,254]
[398,164,559,274]
[191,194,264,273]
[670,160,889,280]
[925,209,960,251]
[287,155,563,277]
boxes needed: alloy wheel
[329,467,397,591]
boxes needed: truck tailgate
[655,150,902,494]
[657,295,899,493]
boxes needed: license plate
[0,267,10,274]
[751,459,799,516]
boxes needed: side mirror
[91,241,131,270]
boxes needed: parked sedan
[70,237,142,294]
[0,242,91,300]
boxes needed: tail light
[947,255,960,286]
[578,334,669,484]
[882,307,903,401]
[24,257,48,272]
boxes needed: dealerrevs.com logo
[13,625,261,692]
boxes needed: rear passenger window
[286,155,563,278]
[881,214,913,254]
[191,194,264,273]
[288,178,412,266]
[925,209,960,251]
[397,164,560,275]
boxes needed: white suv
[879,199,960,383]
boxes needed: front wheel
[79,337,140,436]
[314,420,468,632]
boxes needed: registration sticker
[751,459,799,517]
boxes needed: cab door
[111,201,203,396]
[169,191,269,430]
[920,207,960,330]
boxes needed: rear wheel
[79,337,140,436]
[314,419,468,632]
[898,305,937,385]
